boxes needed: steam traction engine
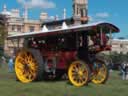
[7,22,119,87]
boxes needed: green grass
[0,64,128,96]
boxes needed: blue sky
[0,0,127,38]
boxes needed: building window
[17,25,21,32]
[29,26,35,32]
[12,25,15,31]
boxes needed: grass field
[0,64,128,96]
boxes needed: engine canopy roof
[7,21,120,40]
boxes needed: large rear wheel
[68,60,90,87]
[15,49,43,83]
[91,59,109,84]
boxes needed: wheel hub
[78,70,83,76]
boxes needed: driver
[90,32,108,51]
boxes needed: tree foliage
[0,24,7,47]
[0,15,7,57]
[104,52,128,64]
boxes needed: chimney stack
[24,5,28,20]
[63,8,66,19]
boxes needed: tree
[0,14,7,56]
[0,25,7,46]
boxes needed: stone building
[73,0,88,24]
[111,39,128,54]
[0,4,44,55]
[73,0,88,17]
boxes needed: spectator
[8,57,14,72]
[125,64,128,80]
[120,63,127,80]
[91,32,108,46]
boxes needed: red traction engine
[7,22,119,87]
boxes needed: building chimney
[3,4,7,12]
[11,9,20,17]
[55,15,59,20]
[40,12,48,21]
[63,8,66,19]
[24,5,28,20]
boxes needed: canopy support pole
[100,27,103,45]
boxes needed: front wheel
[91,59,109,84]
[15,49,44,83]
[68,60,90,87]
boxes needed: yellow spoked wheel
[15,49,38,83]
[68,61,90,87]
[91,60,108,84]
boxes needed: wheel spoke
[15,50,38,83]
[16,66,23,70]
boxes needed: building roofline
[113,39,128,41]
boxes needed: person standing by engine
[8,57,14,72]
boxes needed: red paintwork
[40,48,77,69]
[39,41,111,70]
[57,51,77,69]
[95,45,111,52]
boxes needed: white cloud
[96,12,110,18]
[17,0,56,9]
